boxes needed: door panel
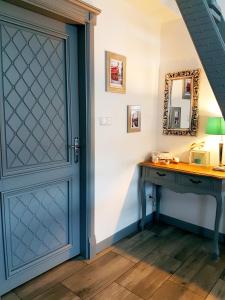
[0,21,70,175]
[0,2,80,296]
[2,179,71,278]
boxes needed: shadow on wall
[96,165,153,252]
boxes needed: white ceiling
[84,0,181,23]
[160,0,181,16]
[125,0,181,23]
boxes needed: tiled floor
[3,224,225,300]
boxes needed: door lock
[71,137,80,163]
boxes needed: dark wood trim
[4,0,101,25]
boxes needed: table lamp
[206,117,225,171]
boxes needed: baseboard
[96,213,225,254]
[96,214,153,253]
[159,213,225,243]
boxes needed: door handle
[189,178,202,184]
[71,137,80,163]
[156,172,166,177]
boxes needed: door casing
[2,0,100,260]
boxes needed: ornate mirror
[163,69,200,136]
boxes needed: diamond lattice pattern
[6,181,69,270]
[1,23,68,170]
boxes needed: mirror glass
[168,78,192,129]
[163,69,200,136]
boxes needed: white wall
[85,0,225,242]
[91,0,161,243]
[157,18,225,232]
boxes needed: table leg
[154,185,161,223]
[212,193,223,260]
[139,178,146,231]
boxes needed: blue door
[0,2,80,295]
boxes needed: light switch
[99,117,112,126]
[106,117,112,125]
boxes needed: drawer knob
[156,172,166,177]
[189,178,202,184]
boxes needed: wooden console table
[139,162,225,259]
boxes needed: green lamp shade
[206,117,225,135]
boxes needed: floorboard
[2,224,225,300]
[206,279,225,300]
[90,282,142,300]
[117,251,181,299]
[62,251,134,299]
[149,280,204,300]
[32,284,80,300]
[13,259,85,300]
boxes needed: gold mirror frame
[163,69,201,136]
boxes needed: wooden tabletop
[139,161,225,179]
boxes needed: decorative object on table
[127,105,141,133]
[190,141,205,151]
[189,150,210,166]
[163,69,201,136]
[105,51,126,93]
[206,117,225,171]
[151,152,159,163]
[151,152,175,164]
[172,157,180,163]
[157,152,173,161]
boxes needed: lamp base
[213,166,225,172]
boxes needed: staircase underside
[176,0,225,118]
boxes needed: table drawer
[177,174,213,190]
[148,168,175,182]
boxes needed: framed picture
[127,105,141,133]
[105,51,126,93]
[169,107,181,129]
[189,150,210,166]
[182,78,192,99]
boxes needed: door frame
[4,0,101,259]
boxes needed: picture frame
[169,107,181,129]
[163,69,200,136]
[189,150,210,166]
[105,51,126,93]
[182,78,192,99]
[127,105,141,133]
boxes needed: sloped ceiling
[160,0,181,17]
[124,0,180,23]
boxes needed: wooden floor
[3,224,225,300]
